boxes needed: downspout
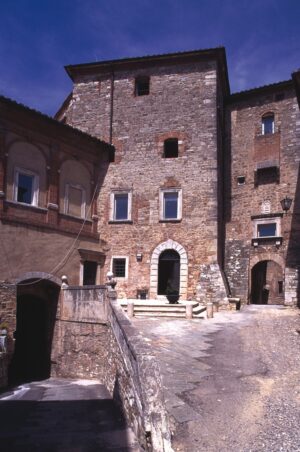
[109,68,115,145]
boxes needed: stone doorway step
[119,299,206,318]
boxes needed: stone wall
[225,85,300,305]
[65,57,226,301]
[51,286,172,451]
[0,282,16,387]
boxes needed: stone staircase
[119,299,207,318]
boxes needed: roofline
[65,46,230,95]
[54,92,72,120]
[292,70,300,108]
[0,93,114,151]
[227,79,294,103]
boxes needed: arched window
[164,138,178,158]
[262,113,274,135]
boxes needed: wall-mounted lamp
[136,253,143,262]
[280,196,293,214]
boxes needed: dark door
[83,261,98,285]
[158,250,180,302]
[251,260,284,304]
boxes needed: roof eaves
[227,79,293,103]
[0,93,113,150]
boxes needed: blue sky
[0,0,299,116]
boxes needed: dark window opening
[83,261,97,285]
[135,77,150,96]
[114,194,128,220]
[17,173,34,204]
[257,223,277,237]
[164,138,179,158]
[113,258,126,278]
[255,167,279,186]
[237,176,246,185]
[278,280,283,294]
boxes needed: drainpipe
[109,68,115,145]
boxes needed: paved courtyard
[0,378,139,451]
[133,305,300,451]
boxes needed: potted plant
[165,282,179,304]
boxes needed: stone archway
[250,258,284,305]
[9,277,60,384]
[150,239,188,300]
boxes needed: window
[83,261,98,285]
[110,191,132,222]
[14,168,38,206]
[257,223,276,237]
[262,113,274,135]
[65,184,86,218]
[135,76,150,96]
[112,257,128,278]
[252,216,281,240]
[237,176,246,185]
[164,139,178,158]
[160,189,182,221]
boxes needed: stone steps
[119,299,206,318]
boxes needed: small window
[112,258,127,278]
[257,223,277,237]
[160,189,182,221]
[83,261,97,285]
[14,168,38,206]
[262,113,274,135]
[237,176,245,185]
[65,184,86,218]
[135,76,150,96]
[164,139,179,158]
[114,194,128,220]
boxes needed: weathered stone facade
[225,82,300,305]
[62,49,229,301]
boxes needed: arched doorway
[251,260,284,305]
[9,278,60,384]
[158,250,180,302]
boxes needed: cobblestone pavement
[133,305,300,451]
[0,378,139,451]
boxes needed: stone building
[0,47,300,386]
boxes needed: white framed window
[159,188,182,221]
[110,191,132,222]
[253,217,281,238]
[64,183,86,218]
[14,167,39,206]
[111,256,128,279]
[262,113,275,135]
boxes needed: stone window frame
[159,188,182,222]
[111,255,129,279]
[109,190,133,223]
[251,215,282,246]
[64,183,86,219]
[13,166,39,207]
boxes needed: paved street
[133,305,300,451]
[0,378,139,451]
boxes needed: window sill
[5,200,48,213]
[109,220,133,224]
[252,236,282,246]
[159,218,182,223]
[60,213,92,223]
[251,213,283,220]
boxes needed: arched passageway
[158,249,180,302]
[9,279,60,384]
[251,260,284,305]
